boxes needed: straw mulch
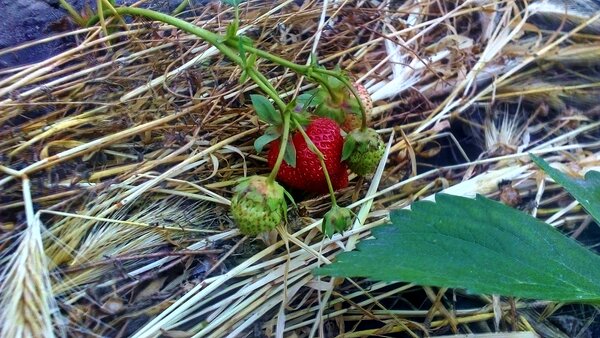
[1,0,599,337]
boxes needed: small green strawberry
[230,175,288,236]
[322,205,354,238]
[298,75,370,132]
[342,128,385,176]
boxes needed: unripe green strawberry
[322,205,354,238]
[312,79,371,132]
[342,128,385,176]
[341,82,372,132]
[230,176,287,236]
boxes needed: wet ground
[0,0,181,68]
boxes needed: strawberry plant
[88,2,384,238]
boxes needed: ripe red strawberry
[268,118,348,194]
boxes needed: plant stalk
[88,6,367,127]
[267,111,291,183]
[59,0,86,26]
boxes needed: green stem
[85,6,365,181]
[237,42,351,109]
[59,0,85,26]
[229,41,309,74]
[87,6,367,127]
[268,111,291,183]
[172,0,190,15]
[292,119,337,205]
[87,7,243,66]
[247,68,293,183]
[248,69,287,112]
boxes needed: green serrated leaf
[323,217,334,238]
[254,127,281,153]
[341,137,356,161]
[251,95,281,125]
[283,189,297,209]
[284,139,296,168]
[531,154,600,223]
[316,193,600,303]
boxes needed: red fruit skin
[268,118,348,193]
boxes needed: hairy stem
[87,7,242,64]
[88,6,367,127]
[172,0,190,15]
[268,111,291,183]
[86,6,365,182]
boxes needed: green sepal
[226,21,239,41]
[251,94,281,125]
[326,74,345,91]
[341,135,357,161]
[232,176,251,192]
[246,53,257,70]
[283,188,297,209]
[254,126,281,153]
[291,112,311,128]
[322,206,354,238]
[238,35,254,47]
[315,101,345,123]
[296,90,323,110]
[284,138,297,168]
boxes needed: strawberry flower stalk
[292,119,354,237]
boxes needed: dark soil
[0,0,182,68]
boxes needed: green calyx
[322,205,354,238]
[308,74,362,126]
[316,97,347,124]
[342,128,385,176]
[230,175,288,236]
